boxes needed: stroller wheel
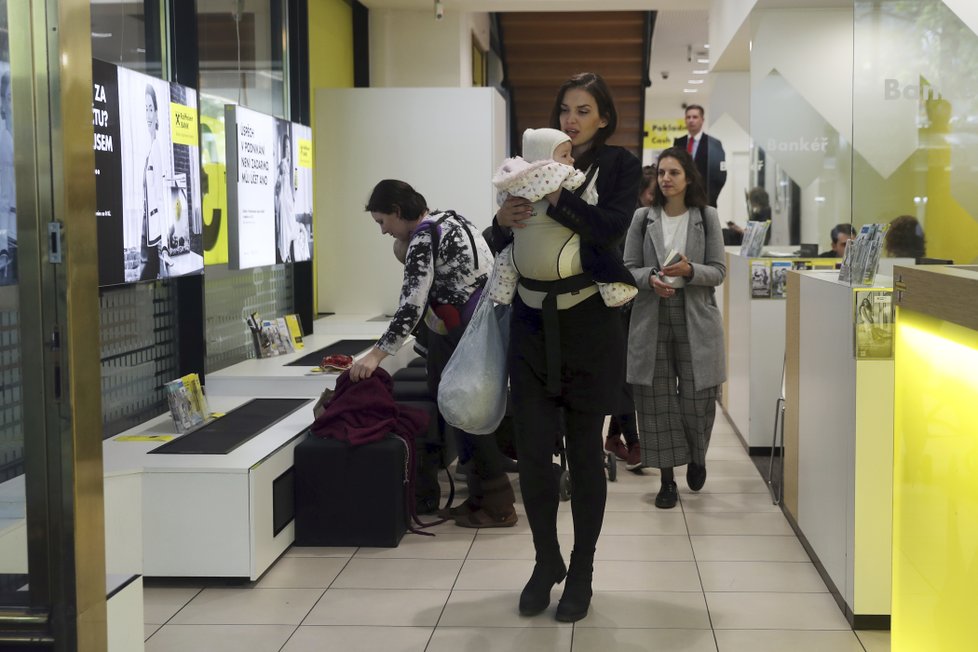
[606,452,617,482]
[558,469,572,501]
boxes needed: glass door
[1,0,106,648]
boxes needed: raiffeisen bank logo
[884,78,944,101]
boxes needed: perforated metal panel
[0,310,22,483]
[100,282,179,437]
[204,265,292,373]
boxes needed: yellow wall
[308,0,355,312]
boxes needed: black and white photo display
[93,59,204,286]
[226,104,313,270]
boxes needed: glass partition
[852,0,978,265]
[0,0,27,607]
[197,0,287,118]
[749,6,855,254]
[90,0,164,79]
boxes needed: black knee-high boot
[555,549,593,622]
[519,546,567,616]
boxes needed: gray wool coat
[623,205,726,390]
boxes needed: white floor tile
[596,535,695,561]
[706,592,851,630]
[302,588,449,626]
[699,459,766,479]
[684,512,794,536]
[454,559,535,590]
[168,588,323,626]
[680,492,781,513]
[856,630,891,652]
[604,491,657,511]
[592,560,702,592]
[697,561,828,593]
[572,628,718,651]
[576,591,712,629]
[280,625,432,652]
[285,545,357,558]
[427,626,572,651]
[142,586,203,625]
[439,589,570,628]
[354,532,474,560]
[693,477,771,494]
[144,624,296,652]
[255,556,347,589]
[576,510,688,536]
[467,533,570,560]
[331,558,463,590]
[705,446,751,461]
[691,536,810,562]
[715,629,864,651]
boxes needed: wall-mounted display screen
[92,59,204,286]
[226,104,313,270]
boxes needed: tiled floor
[142,413,890,651]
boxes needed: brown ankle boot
[454,475,517,528]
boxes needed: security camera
[434,0,444,20]
[660,71,670,80]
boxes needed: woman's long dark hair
[548,72,618,172]
[651,147,708,210]
[365,179,428,221]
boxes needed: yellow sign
[644,119,687,150]
[298,138,313,168]
[170,104,199,146]
[114,435,176,442]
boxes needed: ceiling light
[687,79,704,85]
[693,69,709,75]
[704,44,710,49]
[697,58,710,64]
[683,89,699,93]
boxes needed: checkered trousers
[633,290,719,469]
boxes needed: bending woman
[494,72,640,622]
[350,180,517,528]
[623,147,726,510]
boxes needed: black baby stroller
[553,409,617,502]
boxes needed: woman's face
[145,93,157,134]
[657,156,688,202]
[559,88,608,152]
[371,209,413,242]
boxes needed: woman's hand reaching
[496,194,533,229]
[348,347,389,382]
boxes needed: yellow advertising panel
[298,138,313,168]
[170,104,199,146]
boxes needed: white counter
[785,270,894,625]
[205,314,415,398]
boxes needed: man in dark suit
[673,105,726,207]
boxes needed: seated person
[884,215,926,259]
[724,186,772,246]
[819,223,855,257]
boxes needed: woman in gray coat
[623,147,726,509]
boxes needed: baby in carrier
[488,128,637,307]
